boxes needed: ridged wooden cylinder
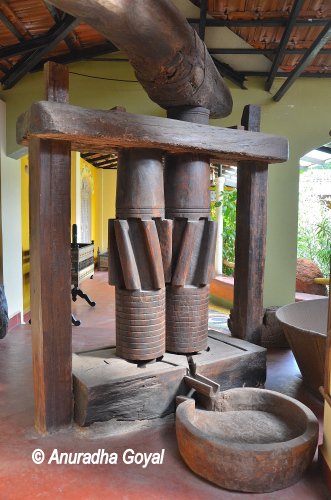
[166,286,209,353]
[165,106,212,354]
[116,289,165,361]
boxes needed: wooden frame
[20,63,288,431]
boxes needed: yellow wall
[80,157,100,255]
[20,152,116,312]
[3,58,331,308]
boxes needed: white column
[0,100,24,321]
[215,173,225,276]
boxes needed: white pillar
[215,173,225,276]
[0,100,24,321]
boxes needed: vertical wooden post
[231,105,268,344]
[29,62,72,432]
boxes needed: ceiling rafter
[208,47,331,55]
[273,20,331,101]
[212,56,247,89]
[31,42,119,71]
[265,0,305,91]
[44,1,81,52]
[1,14,79,89]
[198,0,208,41]
[187,17,330,28]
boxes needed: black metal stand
[71,286,96,307]
[71,286,96,326]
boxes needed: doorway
[81,177,91,243]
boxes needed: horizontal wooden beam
[187,17,330,27]
[17,101,288,164]
[209,47,331,55]
[237,71,331,78]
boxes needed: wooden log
[231,105,268,345]
[29,61,73,433]
[29,140,72,431]
[17,101,289,164]
[47,0,232,118]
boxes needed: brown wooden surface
[110,148,166,361]
[73,347,186,426]
[164,106,214,354]
[47,0,232,118]
[231,105,268,345]
[17,101,289,164]
[29,62,72,432]
[29,137,72,432]
[73,330,266,426]
[176,388,318,493]
[44,61,69,104]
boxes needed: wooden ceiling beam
[209,47,331,55]
[1,15,79,89]
[265,0,305,91]
[212,57,246,89]
[92,160,118,168]
[44,2,63,23]
[273,21,331,101]
[187,17,330,27]
[44,2,81,52]
[0,32,58,59]
[0,11,25,43]
[31,42,119,71]
[237,71,331,78]
[198,0,208,41]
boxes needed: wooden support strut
[29,62,72,432]
[230,105,268,345]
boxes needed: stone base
[73,330,266,426]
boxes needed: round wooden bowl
[176,388,318,493]
[276,298,328,393]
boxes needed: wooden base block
[73,330,266,426]
[194,331,266,389]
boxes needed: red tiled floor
[0,272,329,499]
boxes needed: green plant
[211,188,237,276]
[297,186,331,277]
